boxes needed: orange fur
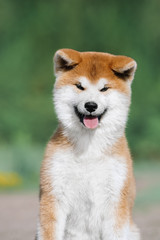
[111,136,136,228]
[55,50,135,95]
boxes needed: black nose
[85,101,98,113]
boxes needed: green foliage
[0,0,160,158]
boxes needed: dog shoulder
[40,126,71,193]
[111,136,136,227]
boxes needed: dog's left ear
[111,55,137,82]
[54,49,81,77]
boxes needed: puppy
[36,49,140,240]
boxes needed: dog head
[53,49,136,136]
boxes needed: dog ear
[54,49,81,76]
[111,55,137,82]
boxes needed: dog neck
[59,122,125,157]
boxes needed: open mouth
[74,106,107,129]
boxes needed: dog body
[37,49,140,240]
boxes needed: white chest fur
[49,148,127,240]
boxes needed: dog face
[53,49,136,134]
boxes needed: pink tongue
[83,117,99,129]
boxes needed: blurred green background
[0,0,160,194]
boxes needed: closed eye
[75,83,85,91]
[100,86,109,92]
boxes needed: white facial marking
[78,76,109,91]
[54,76,130,153]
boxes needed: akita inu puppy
[37,49,140,240]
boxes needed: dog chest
[48,149,128,239]
[50,149,127,215]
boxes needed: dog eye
[75,83,85,90]
[100,86,109,92]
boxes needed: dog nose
[85,101,98,113]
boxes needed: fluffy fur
[36,49,140,240]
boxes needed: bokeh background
[0,0,160,239]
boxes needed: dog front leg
[37,192,67,240]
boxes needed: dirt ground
[0,192,160,240]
